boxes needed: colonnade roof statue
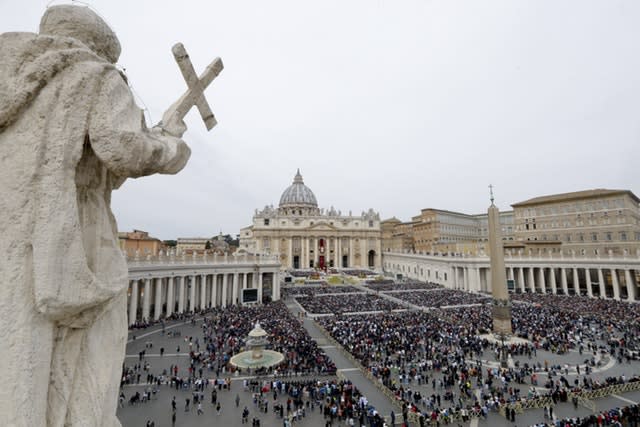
[0,5,222,426]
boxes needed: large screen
[242,288,258,303]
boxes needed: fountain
[229,321,285,369]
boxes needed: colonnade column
[585,269,593,297]
[153,278,162,320]
[518,268,526,293]
[166,277,175,316]
[611,269,620,300]
[142,278,151,320]
[199,274,206,310]
[560,268,568,295]
[243,272,248,290]
[188,276,196,312]
[528,268,535,293]
[221,273,228,308]
[624,270,636,301]
[257,272,263,302]
[549,268,557,294]
[475,268,481,292]
[462,268,468,291]
[232,273,239,305]
[178,276,185,313]
[538,268,546,293]
[573,268,580,296]
[211,274,218,307]
[597,269,606,298]
[129,280,139,325]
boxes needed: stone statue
[0,5,218,426]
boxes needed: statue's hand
[159,103,187,137]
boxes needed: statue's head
[39,5,121,64]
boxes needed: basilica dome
[279,169,318,207]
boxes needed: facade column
[129,280,139,325]
[624,269,636,301]
[221,273,228,308]
[597,269,606,298]
[611,269,620,300]
[538,268,546,293]
[585,268,593,297]
[232,273,239,305]
[560,268,568,295]
[462,267,467,291]
[288,239,293,269]
[188,275,196,312]
[518,268,526,293]
[508,267,515,287]
[360,238,366,269]
[349,238,354,268]
[528,267,536,293]
[333,237,338,268]
[475,267,481,292]
[272,271,280,300]
[178,276,185,313]
[243,272,248,290]
[154,278,162,320]
[142,278,151,320]
[257,271,263,303]
[166,276,175,316]
[549,268,557,294]
[573,268,580,296]
[211,274,218,307]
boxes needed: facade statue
[0,6,199,426]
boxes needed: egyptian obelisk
[488,186,512,336]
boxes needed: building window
[369,220,374,228]
[264,219,270,226]
[566,234,571,242]
[592,233,598,241]
[606,232,612,241]
[620,232,627,241]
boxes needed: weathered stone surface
[0,6,190,426]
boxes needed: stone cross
[165,43,223,132]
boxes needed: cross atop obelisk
[489,184,495,205]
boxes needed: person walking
[216,401,222,415]
[197,402,204,415]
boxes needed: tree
[164,240,177,247]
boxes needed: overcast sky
[3,0,639,240]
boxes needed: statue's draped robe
[0,32,189,426]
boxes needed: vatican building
[240,170,382,271]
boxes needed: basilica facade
[240,170,382,271]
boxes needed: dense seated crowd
[282,285,360,299]
[364,280,443,292]
[296,293,403,314]
[390,289,491,308]
[341,269,377,277]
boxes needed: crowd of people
[528,402,639,426]
[364,280,442,292]
[316,291,640,425]
[282,285,360,299]
[390,289,491,308]
[295,293,403,314]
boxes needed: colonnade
[384,252,639,302]
[127,254,281,325]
